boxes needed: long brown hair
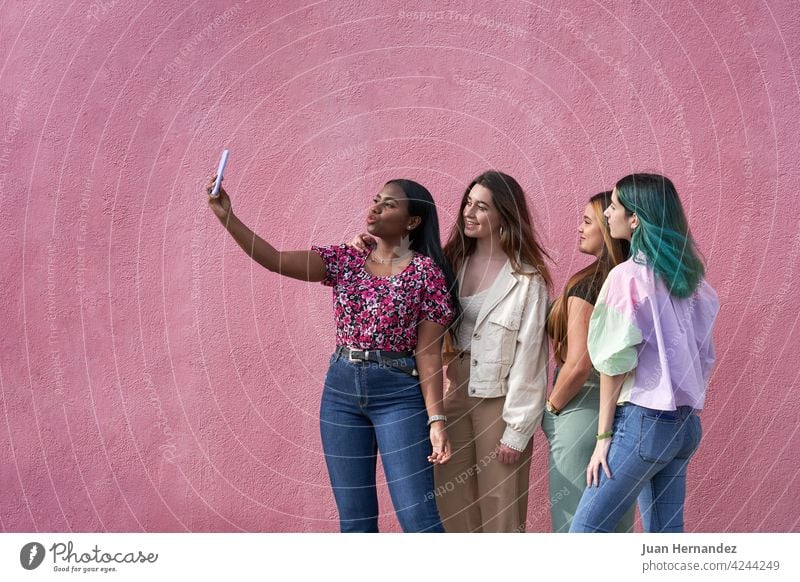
[443,170,553,289]
[546,192,630,364]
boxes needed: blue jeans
[570,403,702,533]
[319,352,444,532]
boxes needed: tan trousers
[434,354,533,532]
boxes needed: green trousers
[541,369,635,533]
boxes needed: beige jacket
[445,259,549,452]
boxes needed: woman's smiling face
[578,203,605,257]
[462,183,502,240]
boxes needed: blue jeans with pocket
[319,352,444,532]
[570,402,702,533]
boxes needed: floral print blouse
[311,244,454,351]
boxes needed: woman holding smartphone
[542,191,634,533]
[570,173,719,533]
[206,175,458,532]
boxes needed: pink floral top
[311,244,454,351]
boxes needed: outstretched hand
[206,174,232,222]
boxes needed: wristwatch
[545,399,561,416]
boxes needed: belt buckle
[348,349,369,363]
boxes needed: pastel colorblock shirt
[587,254,720,411]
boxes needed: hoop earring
[499,225,505,237]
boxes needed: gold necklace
[368,251,412,264]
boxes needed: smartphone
[210,149,230,198]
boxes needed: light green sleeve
[587,302,643,376]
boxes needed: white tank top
[456,288,489,350]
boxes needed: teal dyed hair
[615,173,705,298]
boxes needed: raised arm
[206,175,326,282]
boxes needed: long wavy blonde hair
[546,192,629,364]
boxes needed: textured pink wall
[2,0,799,532]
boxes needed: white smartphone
[210,149,230,198]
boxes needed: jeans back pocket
[638,412,682,464]
[676,414,703,460]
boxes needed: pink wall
[2,0,799,532]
